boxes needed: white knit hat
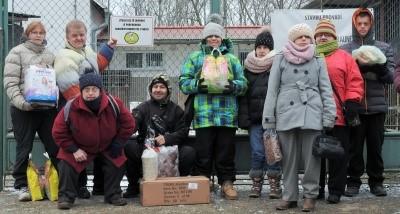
[288,23,314,43]
[202,14,225,39]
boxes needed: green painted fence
[4,132,400,176]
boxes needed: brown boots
[276,200,298,210]
[302,198,316,212]
[248,169,282,199]
[221,180,238,200]
[268,175,282,199]
[276,199,315,212]
[249,177,263,198]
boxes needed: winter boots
[248,169,282,199]
[221,180,238,200]
[268,175,282,199]
[249,177,264,198]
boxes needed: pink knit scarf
[244,50,276,73]
[283,41,315,64]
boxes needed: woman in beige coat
[3,21,58,201]
[262,23,336,212]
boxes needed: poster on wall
[271,9,371,51]
[110,16,154,46]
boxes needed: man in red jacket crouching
[52,72,135,209]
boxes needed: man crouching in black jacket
[123,74,196,198]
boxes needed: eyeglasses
[315,33,334,38]
[30,31,45,36]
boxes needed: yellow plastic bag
[27,155,44,201]
[43,153,59,201]
[201,48,230,93]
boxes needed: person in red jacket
[52,72,135,210]
[314,19,364,204]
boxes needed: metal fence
[3,0,400,132]
[3,0,400,130]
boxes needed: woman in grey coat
[262,23,336,212]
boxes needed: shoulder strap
[64,98,76,123]
[63,95,121,132]
[330,82,344,107]
[83,56,98,74]
[107,94,120,118]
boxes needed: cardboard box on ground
[140,176,210,206]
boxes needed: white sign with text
[271,9,365,51]
[110,16,154,46]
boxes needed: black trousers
[192,127,236,185]
[10,106,59,189]
[78,156,104,190]
[58,157,125,202]
[319,126,351,196]
[347,113,386,188]
[124,141,195,189]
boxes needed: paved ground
[1,173,400,214]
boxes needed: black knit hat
[79,72,103,91]
[255,28,274,51]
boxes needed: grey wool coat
[262,53,336,131]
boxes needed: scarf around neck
[244,50,276,73]
[316,40,339,57]
[283,41,315,64]
[84,95,101,114]
[24,40,46,53]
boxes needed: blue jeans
[249,124,281,175]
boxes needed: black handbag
[312,133,345,159]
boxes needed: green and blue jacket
[179,39,247,128]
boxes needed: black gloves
[344,100,361,126]
[344,100,360,117]
[358,62,387,75]
[197,78,208,94]
[108,141,123,158]
[198,79,235,94]
[323,127,333,133]
[151,115,166,135]
[66,144,79,153]
[222,80,235,94]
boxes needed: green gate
[0,0,9,192]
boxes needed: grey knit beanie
[202,14,225,39]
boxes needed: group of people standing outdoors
[3,6,398,212]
